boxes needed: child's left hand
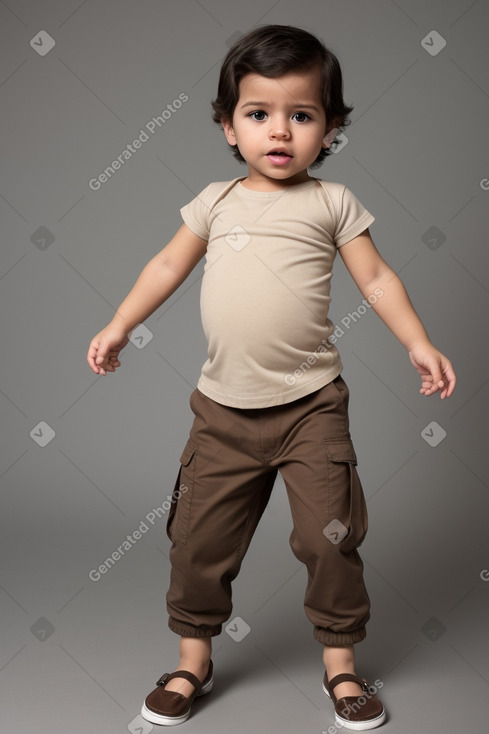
[408,342,456,399]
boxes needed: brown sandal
[141,660,214,726]
[322,672,386,730]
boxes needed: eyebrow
[239,101,320,112]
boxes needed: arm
[87,223,208,375]
[337,229,456,399]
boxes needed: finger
[440,377,455,399]
[87,354,98,372]
[87,343,102,372]
[422,362,446,393]
[89,356,105,375]
[94,353,109,375]
[429,368,445,389]
[421,380,441,396]
[95,345,110,369]
[442,365,457,398]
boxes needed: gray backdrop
[1,1,488,732]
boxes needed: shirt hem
[196,363,344,409]
[335,212,375,247]
[180,209,208,241]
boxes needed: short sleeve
[180,184,214,241]
[334,186,375,247]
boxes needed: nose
[269,117,291,140]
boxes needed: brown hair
[211,24,354,168]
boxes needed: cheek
[304,129,324,149]
[235,124,259,148]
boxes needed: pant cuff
[313,625,367,646]
[168,616,222,638]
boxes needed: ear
[221,117,237,146]
[322,126,339,149]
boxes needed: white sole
[141,676,213,726]
[322,680,386,731]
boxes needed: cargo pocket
[324,439,368,552]
[165,439,198,545]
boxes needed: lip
[267,148,293,156]
[266,150,293,165]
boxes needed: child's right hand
[87,324,131,376]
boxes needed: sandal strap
[328,673,368,690]
[157,669,202,692]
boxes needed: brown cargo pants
[165,374,371,646]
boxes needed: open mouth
[267,150,293,164]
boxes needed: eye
[248,110,267,121]
[292,112,311,123]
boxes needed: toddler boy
[87,24,456,730]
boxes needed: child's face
[222,67,334,189]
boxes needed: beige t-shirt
[180,176,374,408]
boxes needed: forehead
[237,68,322,104]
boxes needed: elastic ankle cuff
[313,626,367,646]
[168,617,222,638]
